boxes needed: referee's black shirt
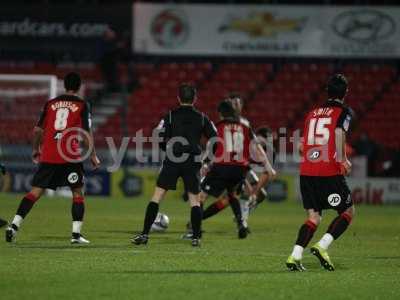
[157,105,217,158]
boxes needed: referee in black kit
[132,84,217,247]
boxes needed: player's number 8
[54,108,70,130]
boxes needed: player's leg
[286,208,321,271]
[286,176,322,271]
[182,162,204,247]
[132,187,167,245]
[69,187,90,244]
[186,195,229,236]
[310,206,354,271]
[5,187,44,242]
[311,176,353,271]
[132,162,178,245]
[240,184,267,230]
[142,187,167,235]
[239,180,252,228]
[321,205,354,248]
[182,191,210,240]
[227,192,248,239]
[188,192,203,247]
[202,195,230,220]
[226,168,249,239]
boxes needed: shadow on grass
[93,230,135,235]
[368,256,400,260]
[105,269,288,275]
[94,230,229,235]
[38,236,71,241]
[13,244,132,250]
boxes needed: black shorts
[156,159,201,194]
[31,163,84,190]
[201,164,248,198]
[300,175,352,214]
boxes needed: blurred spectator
[97,27,119,93]
[354,132,378,176]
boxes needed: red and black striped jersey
[36,94,91,164]
[213,117,255,167]
[300,100,353,176]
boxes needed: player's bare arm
[335,127,351,176]
[32,126,43,164]
[82,129,100,169]
[254,142,276,180]
[250,172,270,198]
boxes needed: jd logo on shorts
[68,172,79,184]
[328,193,341,207]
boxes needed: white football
[151,213,170,232]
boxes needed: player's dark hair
[256,127,273,139]
[228,92,243,104]
[178,83,196,104]
[218,100,237,119]
[64,72,81,92]
[227,92,241,100]
[327,74,348,99]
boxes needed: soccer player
[5,72,100,244]
[198,100,276,239]
[132,84,217,247]
[183,126,275,239]
[286,74,354,271]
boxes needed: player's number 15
[307,117,331,145]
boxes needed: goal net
[0,74,57,193]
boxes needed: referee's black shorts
[300,175,352,214]
[156,159,201,194]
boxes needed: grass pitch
[0,193,399,300]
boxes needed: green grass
[0,193,400,300]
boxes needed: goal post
[0,74,58,194]
[0,74,57,99]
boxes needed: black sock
[228,195,243,227]
[327,213,352,240]
[16,197,36,219]
[72,202,85,221]
[191,206,203,239]
[295,220,317,248]
[142,202,159,235]
[203,200,226,220]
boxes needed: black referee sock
[228,195,243,227]
[295,220,317,248]
[191,206,203,239]
[327,212,352,240]
[142,202,159,235]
